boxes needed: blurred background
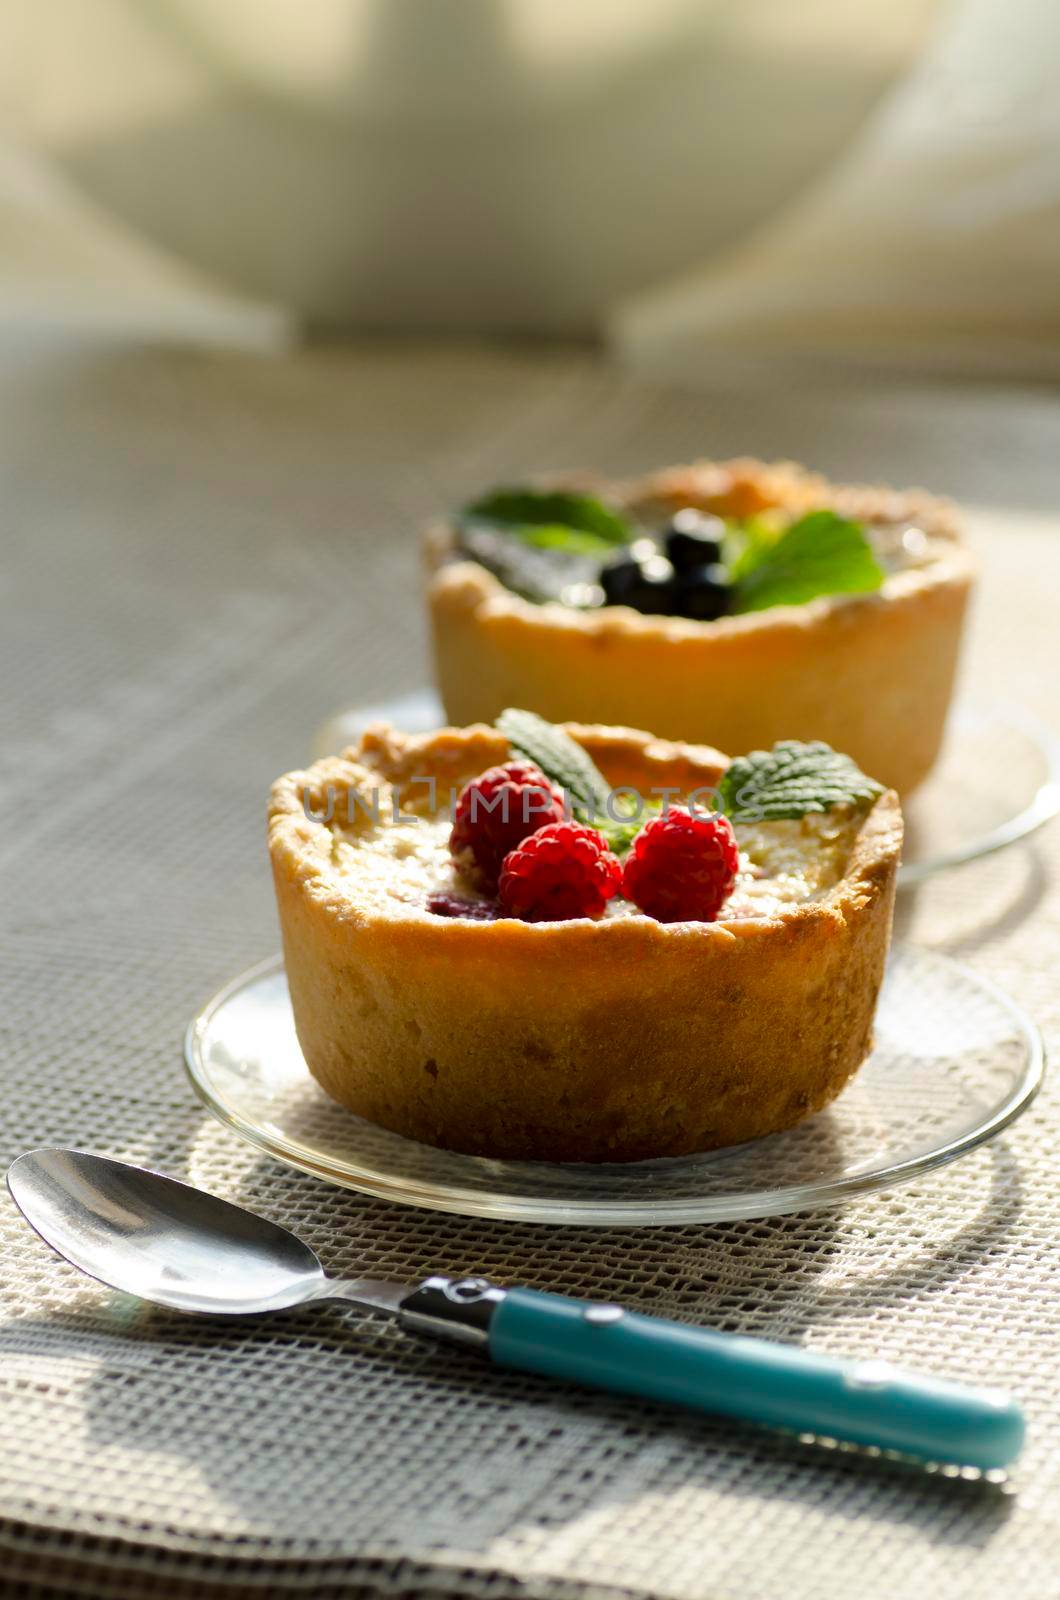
[2,0,1059,374]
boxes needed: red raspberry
[622,807,739,922]
[450,761,566,890]
[498,822,622,922]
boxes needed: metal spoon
[7,1148,1024,1471]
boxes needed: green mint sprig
[461,488,632,555]
[730,510,884,614]
[497,708,660,852]
[717,741,884,822]
[499,711,882,843]
[497,708,611,821]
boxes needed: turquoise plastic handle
[490,1289,1023,1471]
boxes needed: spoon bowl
[8,1148,332,1314]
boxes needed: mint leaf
[731,510,883,614]
[498,708,663,854]
[723,515,779,583]
[456,488,631,601]
[498,708,611,821]
[718,741,884,822]
[462,488,631,547]
[457,525,601,605]
[517,524,618,557]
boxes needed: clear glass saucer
[184,948,1042,1227]
[313,692,1060,889]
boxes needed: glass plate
[185,948,1043,1227]
[313,692,1060,889]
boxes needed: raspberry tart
[425,459,976,794]
[268,714,902,1163]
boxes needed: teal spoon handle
[488,1289,1023,1471]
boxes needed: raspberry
[498,822,622,922]
[622,807,739,922]
[450,761,566,890]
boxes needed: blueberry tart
[424,459,975,794]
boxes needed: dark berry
[674,562,731,622]
[600,555,643,603]
[600,552,676,616]
[664,509,726,573]
[426,892,498,920]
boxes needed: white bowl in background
[0,0,936,333]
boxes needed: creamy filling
[326,807,859,922]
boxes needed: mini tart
[425,458,976,795]
[268,721,902,1164]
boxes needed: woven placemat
[1,337,1057,1599]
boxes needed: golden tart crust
[268,722,902,1163]
[425,458,976,795]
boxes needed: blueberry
[674,562,731,622]
[664,509,726,574]
[600,552,677,615]
[599,555,639,603]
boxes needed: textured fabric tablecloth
[1,332,1058,1599]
